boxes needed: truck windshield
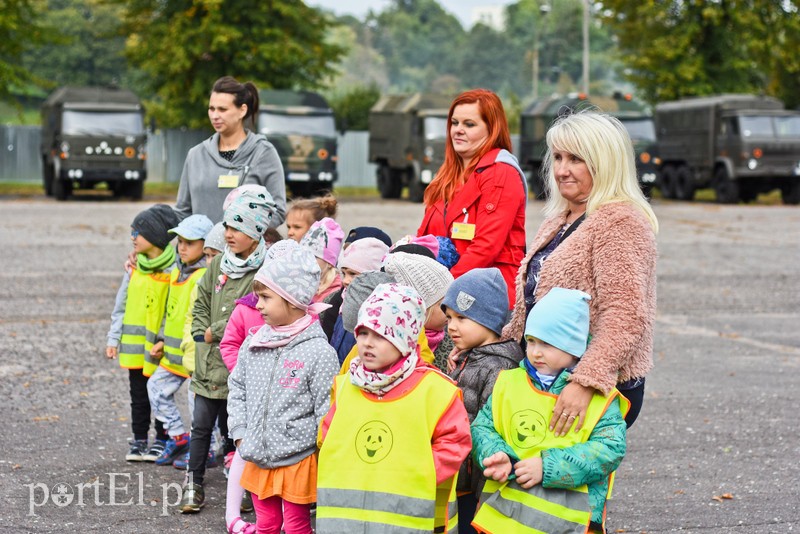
[775,116,800,138]
[621,118,656,142]
[424,117,448,140]
[62,111,144,136]
[740,115,800,138]
[259,112,336,137]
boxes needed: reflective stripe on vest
[317,371,461,534]
[159,268,205,378]
[119,269,170,370]
[473,368,626,534]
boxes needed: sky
[308,0,515,28]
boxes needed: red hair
[423,89,512,205]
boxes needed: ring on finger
[560,413,568,418]
[568,414,576,419]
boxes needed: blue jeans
[146,366,187,437]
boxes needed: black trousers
[618,377,645,428]
[128,368,165,441]
[457,492,479,534]
[188,394,233,485]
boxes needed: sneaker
[141,439,166,462]
[240,490,253,513]
[179,482,204,513]
[173,450,190,470]
[125,439,148,462]
[155,435,190,466]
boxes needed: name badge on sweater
[217,174,239,188]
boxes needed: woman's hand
[549,382,595,437]
[513,456,543,489]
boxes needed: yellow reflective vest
[156,268,206,378]
[317,371,460,534]
[119,268,171,370]
[473,369,628,534]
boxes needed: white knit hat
[338,237,389,273]
[384,251,454,310]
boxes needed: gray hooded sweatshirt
[227,320,339,469]
[173,131,287,226]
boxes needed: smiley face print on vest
[355,421,393,464]
[510,409,547,449]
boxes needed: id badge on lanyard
[451,208,476,240]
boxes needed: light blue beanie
[441,267,508,335]
[525,287,592,358]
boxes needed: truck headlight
[748,159,758,170]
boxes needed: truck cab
[41,87,147,200]
[520,92,658,198]
[257,90,338,198]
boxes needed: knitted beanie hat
[342,271,395,333]
[254,240,321,311]
[132,204,179,250]
[203,222,226,253]
[345,226,393,247]
[300,217,345,267]
[441,267,508,335]
[388,243,436,260]
[434,236,460,269]
[390,234,440,258]
[169,214,214,241]
[384,251,454,310]
[356,283,425,358]
[223,183,276,212]
[223,186,275,240]
[525,287,592,358]
[338,237,389,274]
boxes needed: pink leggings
[252,495,312,534]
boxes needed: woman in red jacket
[417,89,527,307]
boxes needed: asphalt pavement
[0,195,798,533]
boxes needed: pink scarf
[247,314,315,349]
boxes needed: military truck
[257,90,337,198]
[368,93,453,202]
[520,92,659,198]
[655,94,800,204]
[40,87,147,200]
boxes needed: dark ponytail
[212,76,260,121]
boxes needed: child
[106,204,179,461]
[203,222,226,262]
[471,288,628,533]
[298,217,344,303]
[227,241,339,534]
[440,268,525,532]
[342,226,392,249]
[317,283,472,533]
[285,194,338,242]
[144,214,213,466]
[179,186,276,513]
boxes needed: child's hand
[150,341,164,360]
[446,347,462,373]
[204,327,213,344]
[235,439,242,448]
[513,456,543,489]
[482,452,512,483]
[105,346,118,359]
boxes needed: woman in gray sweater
[173,76,287,226]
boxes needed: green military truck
[519,92,659,198]
[41,86,147,200]
[655,94,800,204]
[257,90,337,197]
[368,93,452,202]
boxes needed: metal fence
[1,125,519,189]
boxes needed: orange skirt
[239,453,317,504]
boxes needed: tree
[326,84,381,131]
[0,0,58,106]
[117,0,346,128]
[602,0,800,105]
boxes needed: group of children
[105,190,628,534]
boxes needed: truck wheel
[527,165,545,200]
[713,167,739,204]
[126,180,144,201]
[658,166,677,199]
[738,181,758,203]
[43,159,54,196]
[53,178,72,201]
[408,177,426,203]
[781,181,800,205]
[674,166,695,201]
[377,166,401,199]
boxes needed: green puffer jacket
[190,254,258,399]
[471,365,627,525]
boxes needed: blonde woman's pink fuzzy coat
[502,202,657,395]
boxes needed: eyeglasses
[131,229,140,239]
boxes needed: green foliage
[326,84,381,131]
[117,0,347,128]
[602,0,800,106]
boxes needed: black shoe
[179,483,204,513]
[240,490,254,513]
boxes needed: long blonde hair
[541,111,658,233]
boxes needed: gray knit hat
[384,251,454,310]
[203,222,226,253]
[441,267,508,335]
[132,204,179,250]
[342,271,395,333]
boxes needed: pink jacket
[219,293,264,373]
[502,202,657,395]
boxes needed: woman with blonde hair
[503,110,658,434]
[417,89,527,306]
